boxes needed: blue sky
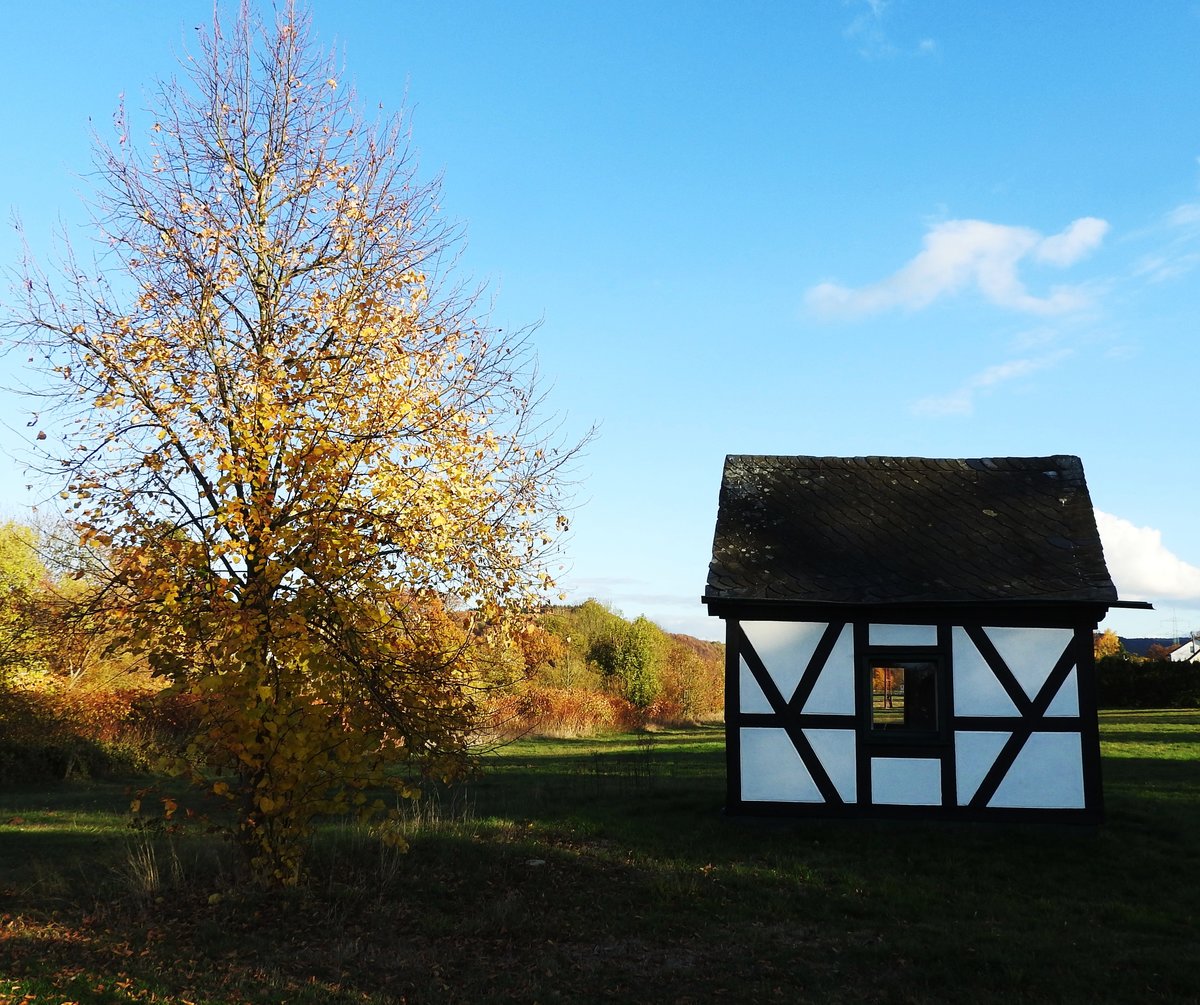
[3,1,1200,642]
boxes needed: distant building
[703,454,1150,823]
[1169,639,1200,663]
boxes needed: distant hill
[1120,637,1181,658]
[668,633,724,662]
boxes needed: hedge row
[1095,656,1200,709]
[0,686,198,784]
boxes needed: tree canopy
[8,2,573,884]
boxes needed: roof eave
[701,594,1144,615]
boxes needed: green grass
[1,712,1197,1003]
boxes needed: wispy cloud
[1165,201,1200,230]
[845,0,896,58]
[1129,202,1200,283]
[911,349,1071,417]
[1095,511,1200,603]
[843,0,937,59]
[1131,251,1200,284]
[807,217,1108,319]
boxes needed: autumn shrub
[495,684,643,738]
[0,692,86,783]
[0,682,164,783]
[128,687,204,749]
[644,693,691,727]
[651,644,724,725]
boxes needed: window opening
[870,660,938,732]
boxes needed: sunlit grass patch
[1099,709,1200,760]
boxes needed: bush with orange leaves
[0,681,172,782]
[491,683,644,739]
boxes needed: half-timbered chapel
[703,454,1148,822]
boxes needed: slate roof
[704,455,1120,608]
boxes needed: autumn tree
[0,523,51,687]
[657,635,722,721]
[8,4,572,884]
[1093,629,1124,660]
[511,621,566,677]
[0,520,132,696]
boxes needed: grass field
[1,710,1197,1004]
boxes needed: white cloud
[807,217,1108,319]
[1034,217,1109,266]
[1095,511,1200,603]
[911,349,1071,417]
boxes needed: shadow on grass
[1,721,1197,1004]
[7,803,1196,1005]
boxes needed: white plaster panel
[741,621,828,704]
[989,732,1085,809]
[739,654,773,713]
[871,757,942,806]
[739,728,823,803]
[802,624,855,714]
[869,623,938,646]
[804,728,857,803]
[1043,667,1080,717]
[983,626,1074,702]
[954,731,1011,805]
[952,627,1020,716]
